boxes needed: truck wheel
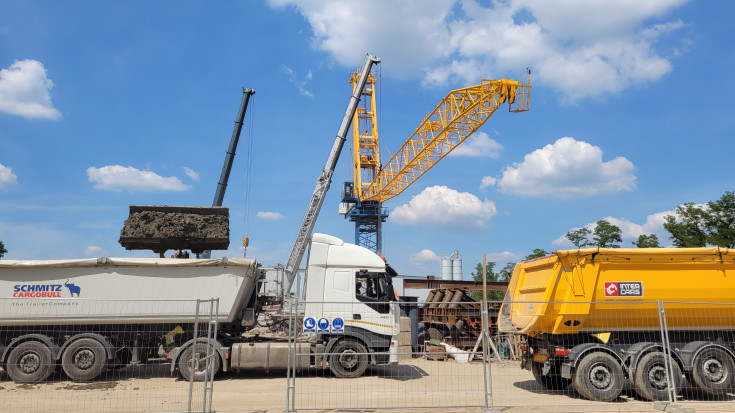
[572,352,624,402]
[633,351,682,401]
[532,361,571,390]
[62,338,107,381]
[691,347,735,396]
[328,339,368,378]
[6,341,54,383]
[178,344,221,382]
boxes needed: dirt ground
[1,359,734,412]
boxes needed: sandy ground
[2,359,735,412]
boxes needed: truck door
[350,269,397,337]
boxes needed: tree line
[566,191,735,249]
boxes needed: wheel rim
[703,358,726,384]
[73,349,95,370]
[338,349,359,370]
[189,351,207,373]
[589,364,612,390]
[647,364,668,390]
[19,352,41,374]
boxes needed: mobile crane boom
[201,87,255,259]
[284,54,381,294]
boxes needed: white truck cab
[303,233,399,377]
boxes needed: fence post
[188,299,201,413]
[481,254,493,409]
[285,297,296,413]
[657,300,677,403]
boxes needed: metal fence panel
[0,297,218,413]
[287,299,492,411]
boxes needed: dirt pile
[119,205,229,255]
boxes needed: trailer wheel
[178,344,221,382]
[633,351,681,401]
[532,361,571,390]
[328,339,368,378]
[62,338,107,381]
[572,352,624,402]
[6,341,55,383]
[691,347,735,396]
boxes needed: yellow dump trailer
[499,247,735,402]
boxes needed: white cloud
[485,251,521,263]
[183,167,200,181]
[0,163,18,188]
[390,185,497,230]
[281,65,314,98]
[479,176,496,191]
[269,0,455,79]
[491,137,636,198]
[269,0,688,101]
[87,165,191,192]
[410,249,440,264]
[0,59,61,119]
[257,211,284,221]
[448,132,502,158]
[85,245,107,257]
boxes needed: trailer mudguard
[561,342,623,379]
[1,334,61,363]
[57,333,116,361]
[679,341,735,372]
[169,338,229,373]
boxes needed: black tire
[572,352,624,402]
[633,351,682,401]
[691,347,735,396]
[328,339,369,378]
[532,361,572,390]
[178,344,221,382]
[62,338,108,382]
[6,341,55,383]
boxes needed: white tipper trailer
[0,233,400,383]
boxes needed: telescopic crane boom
[201,87,255,259]
[283,54,381,294]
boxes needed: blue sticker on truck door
[604,281,643,297]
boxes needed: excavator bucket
[119,205,230,256]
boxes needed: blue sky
[1,0,733,279]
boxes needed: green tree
[498,262,516,282]
[0,240,6,259]
[663,203,708,247]
[633,234,660,248]
[704,191,735,248]
[524,249,549,260]
[592,220,622,248]
[470,262,504,301]
[566,228,591,248]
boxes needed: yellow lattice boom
[361,78,530,202]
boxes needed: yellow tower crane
[340,73,531,253]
